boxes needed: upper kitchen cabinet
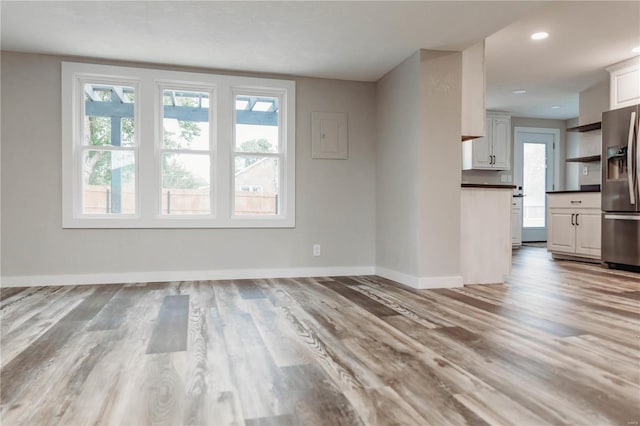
[461,40,486,141]
[462,112,511,170]
[607,56,640,110]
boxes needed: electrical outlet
[501,174,508,183]
[583,166,588,176]
[313,244,321,257]
[507,175,512,182]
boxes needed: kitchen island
[461,183,515,284]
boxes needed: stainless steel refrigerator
[602,104,640,269]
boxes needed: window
[233,93,282,216]
[81,81,138,215]
[62,62,295,228]
[160,87,213,216]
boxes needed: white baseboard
[0,266,376,288]
[375,266,463,289]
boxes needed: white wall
[577,79,608,187]
[0,52,377,282]
[376,50,462,287]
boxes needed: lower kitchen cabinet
[512,197,522,248]
[574,210,601,257]
[547,193,601,261]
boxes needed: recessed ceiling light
[633,46,640,53]
[551,105,561,109]
[512,89,527,95]
[531,32,549,40]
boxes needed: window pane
[161,153,210,215]
[523,143,546,228]
[235,95,279,153]
[84,84,135,147]
[234,156,279,215]
[163,89,210,150]
[82,150,135,214]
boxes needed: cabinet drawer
[547,193,601,209]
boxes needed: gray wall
[512,117,568,191]
[462,116,568,190]
[375,52,421,277]
[565,117,580,190]
[1,52,377,278]
[417,50,462,279]
[375,50,462,282]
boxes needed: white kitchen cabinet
[547,193,601,261]
[462,113,511,171]
[461,40,486,140]
[607,57,640,110]
[511,197,522,248]
[574,210,601,257]
[548,208,576,253]
[461,187,513,284]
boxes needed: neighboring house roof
[234,157,270,177]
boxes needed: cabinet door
[492,116,511,170]
[472,118,493,169]
[547,208,575,253]
[610,63,640,110]
[575,210,601,257]
[511,205,522,246]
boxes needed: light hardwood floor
[1,247,639,425]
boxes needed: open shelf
[565,155,601,163]
[566,122,601,132]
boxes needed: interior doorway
[514,127,560,242]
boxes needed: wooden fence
[83,185,277,215]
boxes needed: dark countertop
[546,190,601,194]
[461,183,516,189]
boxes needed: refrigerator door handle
[635,111,640,203]
[627,111,636,205]
[604,214,640,221]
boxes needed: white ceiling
[485,1,640,120]
[1,1,639,120]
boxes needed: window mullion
[217,83,233,223]
[138,77,156,221]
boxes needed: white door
[515,128,558,242]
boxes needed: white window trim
[62,61,295,228]
[231,87,287,221]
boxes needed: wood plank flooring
[1,247,639,425]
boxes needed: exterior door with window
[516,131,556,242]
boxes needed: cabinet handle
[576,213,580,226]
[571,213,575,226]
[570,200,582,204]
